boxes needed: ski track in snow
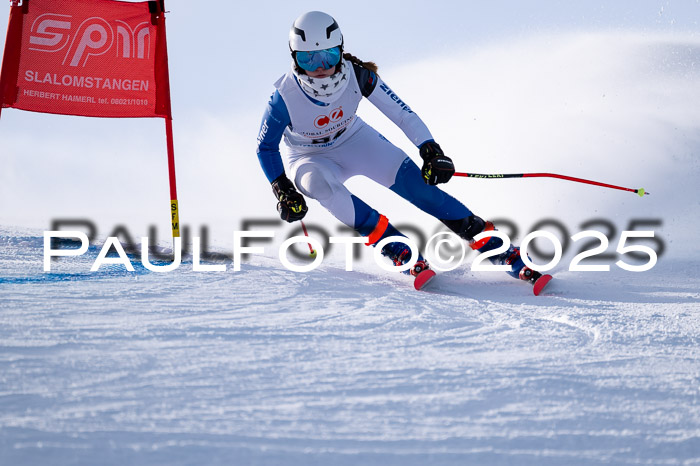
[1,229,699,465]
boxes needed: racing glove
[419,140,455,185]
[271,174,308,223]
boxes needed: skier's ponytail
[343,53,378,74]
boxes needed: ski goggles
[295,46,342,71]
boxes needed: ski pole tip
[309,249,317,259]
[637,188,649,197]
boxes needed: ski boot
[381,241,436,290]
[493,244,553,296]
[443,215,553,295]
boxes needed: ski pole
[300,221,317,258]
[453,172,649,197]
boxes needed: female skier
[256,11,550,292]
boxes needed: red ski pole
[300,221,317,258]
[453,172,649,197]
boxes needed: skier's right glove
[419,140,455,185]
[271,174,308,223]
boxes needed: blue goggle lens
[295,47,341,71]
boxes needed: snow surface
[2,23,700,466]
[1,227,699,465]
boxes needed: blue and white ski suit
[256,59,473,242]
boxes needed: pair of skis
[413,268,553,296]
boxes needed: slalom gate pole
[156,2,179,249]
[165,117,180,240]
[300,221,317,258]
[453,172,649,197]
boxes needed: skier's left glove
[419,140,455,185]
[271,174,308,223]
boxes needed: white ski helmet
[289,11,343,52]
